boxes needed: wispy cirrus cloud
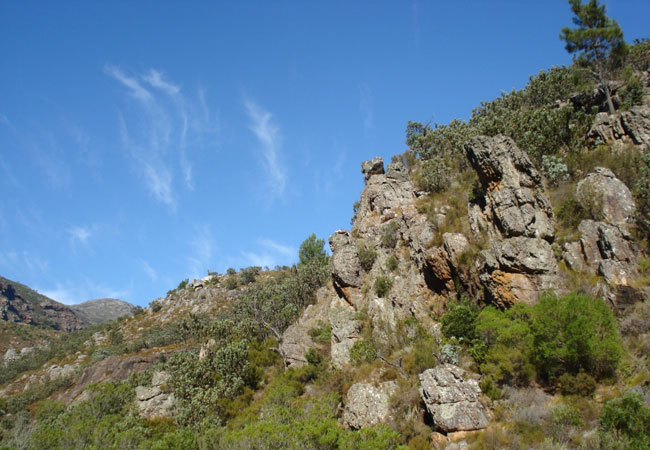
[106,65,218,210]
[141,260,158,282]
[68,225,92,246]
[244,100,287,197]
[186,224,216,279]
[241,238,296,269]
[359,83,374,132]
[0,250,49,276]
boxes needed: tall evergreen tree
[560,0,626,114]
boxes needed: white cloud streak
[141,260,158,282]
[68,226,92,245]
[106,65,218,210]
[244,100,287,197]
[359,83,374,132]
[186,224,216,279]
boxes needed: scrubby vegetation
[2,3,649,448]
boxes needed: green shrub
[226,268,237,275]
[304,348,322,366]
[556,371,597,396]
[627,38,650,72]
[357,242,377,271]
[541,155,569,186]
[298,233,328,267]
[240,266,261,285]
[620,77,644,109]
[441,298,479,342]
[385,255,399,272]
[374,276,393,297]
[349,339,377,366]
[308,321,331,344]
[177,279,189,290]
[474,304,536,386]
[531,292,621,381]
[415,157,451,193]
[223,276,238,290]
[599,390,650,449]
[150,299,163,312]
[380,222,400,249]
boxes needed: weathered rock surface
[136,371,174,419]
[329,297,362,368]
[326,157,450,363]
[418,364,489,433]
[343,381,397,429]
[57,353,161,404]
[576,167,636,229]
[588,105,650,148]
[0,275,84,331]
[280,286,332,367]
[569,220,640,283]
[465,136,562,306]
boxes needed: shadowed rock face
[0,276,84,331]
[464,135,563,307]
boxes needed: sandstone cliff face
[563,168,646,310]
[465,135,564,307]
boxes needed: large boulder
[343,381,398,429]
[465,136,562,306]
[576,167,636,230]
[419,364,489,433]
[135,371,174,419]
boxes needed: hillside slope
[0,275,83,332]
[70,298,135,325]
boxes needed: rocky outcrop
[57,353,161,404]
[589,105,650,148]
[329,297,362,369]
[565,220,640,285]
[563,169,645,308]
[135,371,175,419]
[0,276,84,331]
[465,136,563,306]
[418,364,489,433]
[343,381,397,429]
[279,286,332,367]
[576,167,636,230]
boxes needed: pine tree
[560,0,626,114]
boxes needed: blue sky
[1,1,648,306]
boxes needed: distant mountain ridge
[0,276,135,330]
[70,298,135,325]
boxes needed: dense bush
[440,298,479,342]
[598,390,650,449]
[167,340,252,426]
[240,266,261,285]
[531,292,621,381]
[298,233,329,267]
[451,293,621,388]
